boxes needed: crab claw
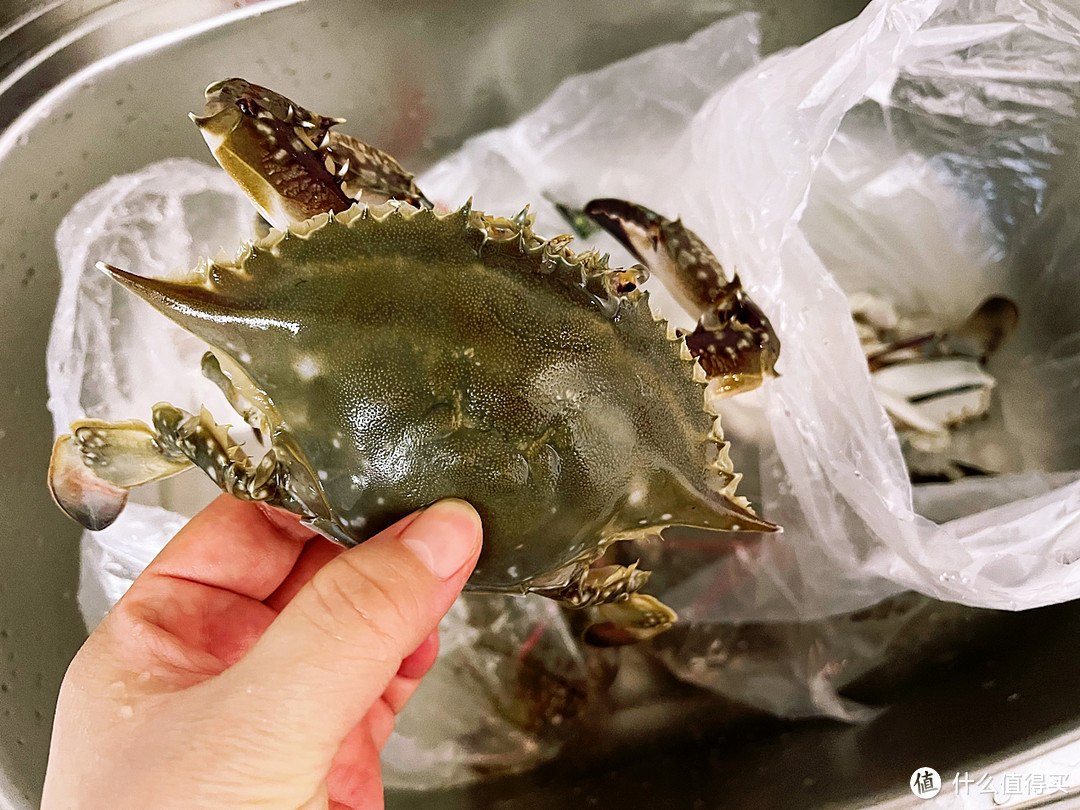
[193,78,431,229]
[48,434,128,531]
[582,198,781,396]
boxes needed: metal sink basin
[1,1,1077,807]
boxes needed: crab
[850,292,1019,480]
[48,79,780,645]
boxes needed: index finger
[141,495,318,602]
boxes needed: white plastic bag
[47,158,254,627]
[423,0,1080,623]
[48,0,1080,741]
[663,0,1080,621]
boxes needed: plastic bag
[424,0,1080,623]
[661,0,1080,621]
[47,0,1080,746]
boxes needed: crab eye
[237,97,255,116]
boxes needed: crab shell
[92,201,775,594]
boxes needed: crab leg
[583,199,780,397]
[49,404,307,532]
[147,404,283,503]
[200,351,270,441]
[530,560,678,647]
[49,420,193,531]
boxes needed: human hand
[42,496,482,810]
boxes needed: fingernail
[401,499,481,579]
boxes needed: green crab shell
[105,203,773,591]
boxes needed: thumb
[211,498,481,762]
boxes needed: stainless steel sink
[2,1,1077,808]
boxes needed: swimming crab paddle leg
[192,78,430,229]
[583,199,780,397]
[48,403,318,532]
[532,560,678,646]
[49,421,193,531]
[585,594,678,647]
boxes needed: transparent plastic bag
[48,0,1080,751]
[658,0,1080,622]
[423,0,1080,623]
[47,158,254,629]
[417,0,1080,717]
[383,594,600,789]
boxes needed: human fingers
[377,632,441,722]
[72,497,306,684]
[263,510,427,611]
[262,534,343,612]
[325,629,439,787]
[327,719,385,810]
[208,498,481,770]
[117,575,279,677]
[325,653,440,810]
[139,495,317,602]
[397,630,439,681]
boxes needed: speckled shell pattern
[107,204,759,592]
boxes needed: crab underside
[851,292,1019,481]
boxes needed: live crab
[48,79,781,645]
